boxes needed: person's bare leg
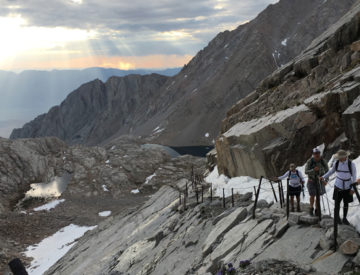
[290,196,294,211]
[309,196,314,215]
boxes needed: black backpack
[334,159,353,175]
[288,170,301,181]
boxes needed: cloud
[0,0,278,68]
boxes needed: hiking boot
[297,206,301,212]
[315,208,318,216]
[336,216,342,225]
[343,218,350,225]
[309,207,314,216]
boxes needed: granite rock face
[0,135,205,213]
[216,3,360,178]
[10,0,356,147]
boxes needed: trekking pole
[269,180,278,202]
[196,188,199,204]
[315,177,322,221]
[210,184,213,202]
[253,176,263,219]
[231,188,234,207]
[325,188,331,217]
[185,181,188,197]
[302,183,305,199]
[321,194,326,213]
[179,191,182,206]
[223,188,226,208]
[286,179,290,220]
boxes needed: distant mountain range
[10,0,357,146]
[0,67,180,137]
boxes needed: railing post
[286,179,290,220]
[179,191,182,206]
[269,180,278,202]
[315,176,322,221]
[231,188,234,207]
[196,188,199,204]
[223,188,226,208]
[185,181,188,197]
[253,176,263,219]
[280,181,285,205]
[334,197,339,250]
[278,181,283,208]
[201,185,204,203]
[253,186,257,198]
[183,192,186,210]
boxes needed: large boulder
[343,94,360,155]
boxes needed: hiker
[305,148,329,216]
[226,263,236,275]
[275,163,305,212]
[320,150,357,225]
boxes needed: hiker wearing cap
[320,150,357,225]
[305,148,329,216]
[275,163,305,212]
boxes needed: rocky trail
[42,174,360,275]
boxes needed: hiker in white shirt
[321,150,357,225]
[275,163,305,212]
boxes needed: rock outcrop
[0,136,206,273]
[10,0,356,146]
[216,2,360,178]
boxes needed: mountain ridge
[10,0,357,146]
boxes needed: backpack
[334,159,353,175]
[288,170,303,183]
[287,169,300,179]
[310,158,327,169]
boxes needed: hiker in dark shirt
[305,148,329,216]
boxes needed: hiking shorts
[333,187,353,203]
[307,180,325,197]
[288,185,302,196]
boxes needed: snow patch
[131,189,140,194]
[98,211,111,217]
[192,88,198,93]
[25,174,71,199]
[145,173,156,184]
[111,145,116,150]
[206,154,360,233]
[281,38,288,46]
[105,159,110,164]
[153,128,164,134]
[24,224,97,275]
[205,133,210,138]
[34,199,65,212]
[102,185,109,192]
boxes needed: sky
[0,0,278,71]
